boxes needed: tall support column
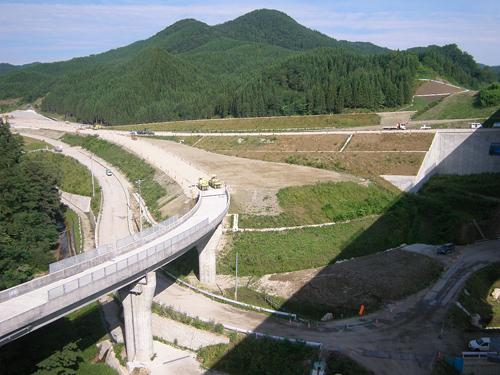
[196,224,222,284]
[117,271,156,366]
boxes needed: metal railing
[49,245,110,273]
[48,218,209,300]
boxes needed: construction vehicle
[137,128,155,135]
[383,122,408,131]
[209,174,222,189]
[198,176,209,191]
[93,124,101,130]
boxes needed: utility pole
[135,179,143,234]
[90,155,95,197]
[235,252,238,301]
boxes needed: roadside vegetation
[61,133,170,220]
[198,335,320,375]
[60,204,83,255]
[449,262,500,329]
[21,136,51,151]
[0,302,117,375]
[22,150,94,196]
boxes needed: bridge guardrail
[116,214,178,251]
[1,189,228,307]
[48,218,209,300]
[115,192,204,254]
[49,245,110,273]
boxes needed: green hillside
[0,9,498,126]
[413,90,500,122]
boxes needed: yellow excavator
[93,124,101,130]
[209,174,222,189]
[198,176,209,191]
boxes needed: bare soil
[252,249,442,310]
[190,132,434,178]
[415,80,467,96]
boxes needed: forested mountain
[0,123,61,290]
[0,9,498,125]
[0,62,39,75]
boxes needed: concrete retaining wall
[383,130,500,192]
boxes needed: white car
[469,337,490,351]
[420,125,432,130]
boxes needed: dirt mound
[253,249,443,310]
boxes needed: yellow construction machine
[209,174,222,189]
[198,176,209,191]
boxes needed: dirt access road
[155,241,500,375]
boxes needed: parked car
[437,243,455,255]
[469,337,490,351]
[106,169,112,176]
[470,122,482,129]
[420,125,432,130]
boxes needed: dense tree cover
[1,10,498,125]
[416,44,498,89]
[0,62,39,75]
[0,123,61,290]
[477,82,500,107]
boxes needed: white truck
[383,122,408,131]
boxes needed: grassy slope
[111,113,380,132]
[413,91,500,121]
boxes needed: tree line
[0,123,61,290]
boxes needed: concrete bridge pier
[196,224,222,284]
[118,271,156,368]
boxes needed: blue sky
[1,0,499,66]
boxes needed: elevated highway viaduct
[0,189,229,369]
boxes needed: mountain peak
[214,9,337,51]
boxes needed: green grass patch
[153,302,224,334]
[21,136,51,151]
[61,133,167,220]
[239,181,400,228]
[221,215,400,277]
[198,335,320,375]
[413,91,500,121]
[110,113,380,133]
[0,302,117,375]
[22,151,94,196]
[450,262,500,329]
